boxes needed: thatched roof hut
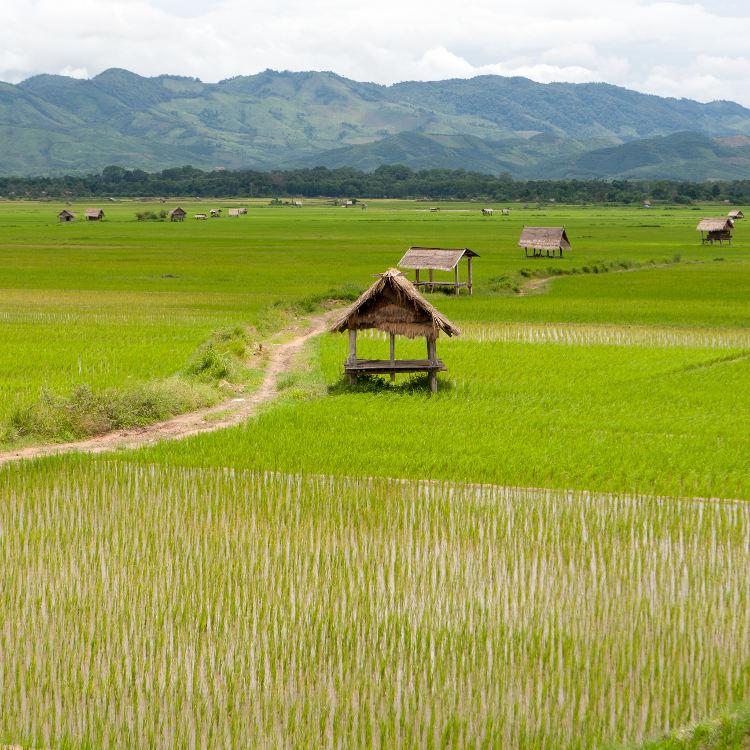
[518,226,571,257]
[330,270,460,392]
[399,247,478,273]
[84,208,104,221]
[169,207,186,222]
[228,208,240,217]
[697,218,733,244]
[330,269,460,339]
[398,246,479,295]
[58,209,75,222]
[728,210,744,220]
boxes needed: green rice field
[1,199,749,748]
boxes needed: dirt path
[517,276,552,295]
[516,259,690,297]
[0,313,333,467]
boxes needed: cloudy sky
[2,0,750,105]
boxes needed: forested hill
[4,67,750,178]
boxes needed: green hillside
[5,68,750,177]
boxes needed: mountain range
[4,67,750,179]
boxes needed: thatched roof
[518,226,571,250]
[169,207,186,216]
[399,246,479,272]
[58,209,75,218]
[728,210,744,219]
[84,208,103,218]
[330,269,461,339]
[697,218,733,232]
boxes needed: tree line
[1,164,748,204]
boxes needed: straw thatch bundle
[697,218,733,232]
[330,269,460,339]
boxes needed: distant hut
[210,209,222,218]
[194,213,208,220]
[518,226,571,258]
[501,208,510,216]
[728,210,744,221]
[228,208,240,217]
[292,200,303,207]
[169,207,186,222]
[58,209,75,223]
[329,269,460,393]
[697,218,733,245]
[238,207,248,215]
[84,208,104,221]
[398,246,479,296]
[481,208,493,216]
[643,201,652,209]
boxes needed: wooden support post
[467,256,473,295]
[427,335,438,393]
[428,269,434,292]
[415,268,420,286]
[389,333,396,382]
[454,265,459,295]
[427,336,436,363]
[348,329,357,364]
[346,329,357,385]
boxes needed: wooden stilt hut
[398,246,479,295]
[329,269,460,393]
[697,218,733,245]
[518,226,571,258]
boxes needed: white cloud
[1,0,750,105]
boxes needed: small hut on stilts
[398,246,479,295]
[518,226,571,258]
[329,269,460,392]
[697,218,734,245]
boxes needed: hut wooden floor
[345,358,446,375]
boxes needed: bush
[135,210,164,221]
[184,326,249,382]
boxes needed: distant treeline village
[4,164,750,203]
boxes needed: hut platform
[413,280,471,292]
[345,358,446,376]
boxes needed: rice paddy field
[1,199,750,748]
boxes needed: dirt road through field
[0,313,332,466]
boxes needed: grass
[2,199,750,747]
[1,459,749,749]
[132,332,750,499]
[625,704,750,749]
[1,326,255,444]
[1,199,748,427]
